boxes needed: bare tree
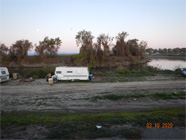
[76,30,94,52]
[35,41,45,57]
[139,41,147,59]
[9,40,33,59]
[97,34,113,58]
[0,43,8,55]
[94,37,103,66]
[114,31,129,56]
[0,43,9,64]
[35,37,62,57]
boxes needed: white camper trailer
[0,67,9,82]
[55,67,89,81]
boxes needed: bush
[174,68,182,74]
[118,68,131,75]
[25,67,55,79]
[145,65,159,72]
[107,68,131,77]
[72,53,87,65]
[132,58,140,64]
[132,70,155,76]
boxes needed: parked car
[0,67,9,82]
[181,68,186,77]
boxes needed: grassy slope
[1,109,185,139]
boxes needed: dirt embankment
[1,79,185,113]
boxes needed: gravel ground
[1,79,185,139]
[0,79,185,113]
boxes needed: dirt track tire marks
[1,80,185,112]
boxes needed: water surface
[148,59,186,70]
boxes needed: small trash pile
[45,73,57,85]
[19,77,34,82]
[12,73,35,82]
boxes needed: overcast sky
[0,0,185,53]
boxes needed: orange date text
[146,123,173,128]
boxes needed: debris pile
[19,77,34,82]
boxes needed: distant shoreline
[28,52,78,56]
[149,55,185,61]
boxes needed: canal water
[6,58,186,76]
[148,59,186,70]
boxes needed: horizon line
[28,52,79,56]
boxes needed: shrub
[132,70,155,76]
[145,65,159,72]
[25,67,55,79]
[174,68,182,74]
[72,53,87,65]
[132,58,140,64]
[107,68,131,77]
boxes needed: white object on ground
[96,125,102,129]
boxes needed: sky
[0,0,185,53]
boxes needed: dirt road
[0,79,185,113]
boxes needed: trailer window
[1,71,6,74]
[67,71,73,73]
[56,71,61,74]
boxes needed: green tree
[146,48,153,55]
[181,48,186,54]
[127,39,139,56]
[75,30,95,67]
[127,39,147,59]
[172,48,180,54]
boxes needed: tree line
[74,30,147,67]
[0,37,62,60]
[0,30,147,66]
[146,48,186,55]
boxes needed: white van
[0,67,9,82]
[55,67,89,81]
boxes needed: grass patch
[152,92,186,100]
[34,96,60,101]
[91,92,186,101]
[97,91,112,94]
[1,109,185,139]
[47,122,142,139]
[1,109,185,127]
[106,70,156,77]
[152,93,173,100]
[92,94,148,101]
